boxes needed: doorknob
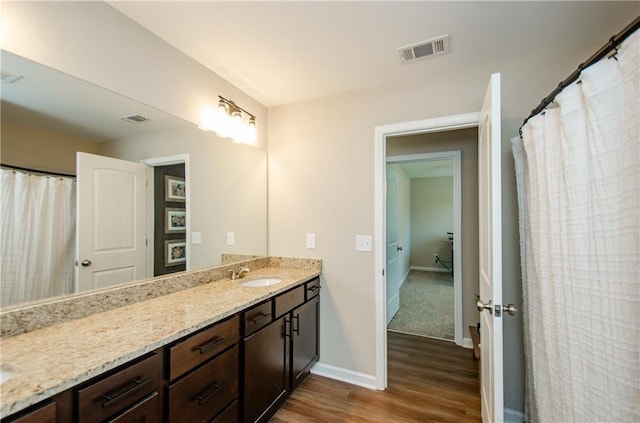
[81,259,92,267]
[503,303,518,316]
[476,299,493,314]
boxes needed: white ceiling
[1,51,191,142]
[109,1,637,108]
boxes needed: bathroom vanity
[0,257,321,423]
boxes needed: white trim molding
[374,112,480,390]
[310,362,377,390]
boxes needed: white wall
[267,10,635,411]
[99,127,267,269]
[1,122,98,174]
[410,176,454,269]
[1,1,267,152]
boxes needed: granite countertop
[0,265,320,418]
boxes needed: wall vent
[120,115,151,124]
[398,35,450,64]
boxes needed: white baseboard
[310,362,377,390]
[410,266,449,273]
[462,337,473,349]
[504,408,525,423]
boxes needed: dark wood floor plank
[270,332,480,422]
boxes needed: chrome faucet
[229,267,250,280]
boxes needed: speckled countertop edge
[0,262,320,418]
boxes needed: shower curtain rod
[519,16,640,136]
[1,163,76,178]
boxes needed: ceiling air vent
[120,114,151,124]
[1,72,23,84]
[398,35,450,64]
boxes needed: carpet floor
[387,270,454,340]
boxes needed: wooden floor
[270,332,481,422]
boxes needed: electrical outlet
[227,232,235,245]
[434,253,440,263]
[356,235,373,252]
[306,234,316,249]
[191,232,202,244]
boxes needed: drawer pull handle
[293,314,300,335]
[249,312,270,324]
[307,286,320,293]
[197,336,226,354]
[195,382,225,405]
[102,378,151,408]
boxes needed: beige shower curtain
[513,29,639,422]
[1,169,76,306]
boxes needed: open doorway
[386,153,460,342]
[373,113,481,390]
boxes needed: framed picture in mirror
[165,208,186,233]
[165,175,186,202]
[165,240,186,266]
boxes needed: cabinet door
[104,392,159,423]
[168,346,238,423]
[4,402,56,423]
[243,316,289,423]
[292,296,319,388]
[77,353,162,423]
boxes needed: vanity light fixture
[199,96,257,145]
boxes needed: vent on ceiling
[1,72,23,84]
[120,114,151,124]
[398,35,450,64]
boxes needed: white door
[76,152,148,291]
[386,167,400,323]
[478,73,503,422]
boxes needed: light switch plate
[227,232,235,245]
[356,235,373,252]
[191,232,202,244]
[306,234,316,249]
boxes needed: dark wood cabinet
[104,392,160,423]
[291,295,319,389]
[242,315,289,423]
[168,315,239,381]
[3,279,319,423]
[3,402,57,423]
[167,346,238,423]
[3,391,72,423]
[241,277,320,423]
[76,352,163,423]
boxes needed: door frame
[374,112,480,390]
[386,150,463,345]
[140,154,190,272]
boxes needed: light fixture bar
[218,96,255,120]
[200,95,257,145]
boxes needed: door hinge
[145,238,148,246]
[382,269,385,276]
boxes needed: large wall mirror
[0,50,267,309]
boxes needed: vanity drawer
[167,345,238,423]
[169,315,239,381]
[243,300,273,336]
[275,285,305,318]
[76,352,162,423]
[305,278,321,300]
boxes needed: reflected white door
[478,73,503,422]
[76,152,147,291]
[386,168,400,323]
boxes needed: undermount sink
[240,278,284,287]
